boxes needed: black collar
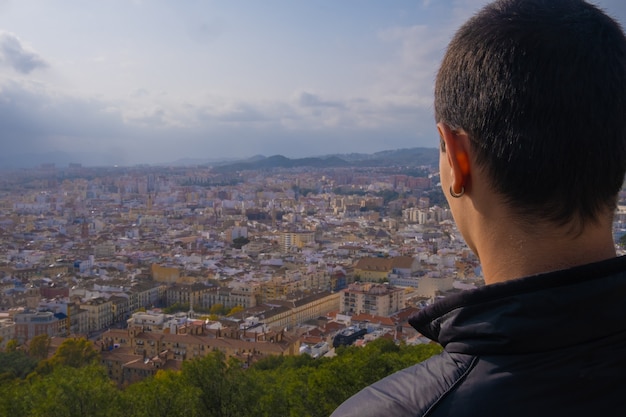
[409,256,626,354]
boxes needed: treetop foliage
[0,337,442,417]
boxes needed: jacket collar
[409,256,626,355]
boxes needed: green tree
[210,303,228,316]
[163,302,190,314]
[121,370,201,417]
[252,354,286,371]
[28,334,51,360]
[227,305,244,316]
[181,351,260,417]
[221,357,261,417]
[0,350,38,381]
[48,337,99,368]
[182,351,229,416]
[0,330,443,417]
[28,365,122,417]
[5,339,18,353]
[307,367,347,416]
[0,379,29,417]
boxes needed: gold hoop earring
[449,186,465,198]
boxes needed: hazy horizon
[2,0,626,167]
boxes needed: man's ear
[437,122,472,194]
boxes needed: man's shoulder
[330,351,476,417]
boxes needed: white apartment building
[81,297,113,333]
[341,282,405,316]
[202,283,259,310]
[279,231,315,252]
[246,290,341,330]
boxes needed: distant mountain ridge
[211,147,439,172]
[0,147,438,170]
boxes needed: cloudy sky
[1,0,626,167]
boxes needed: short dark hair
[435,0,626,228]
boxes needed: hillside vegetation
[0,337,441,417]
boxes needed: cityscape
[3,1,626,415]
[1,149,626,414]
[0,149,483,384]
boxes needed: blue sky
[1,0,626,166]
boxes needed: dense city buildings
[2,156,624,381]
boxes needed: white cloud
[0,31,48,74]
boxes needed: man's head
[435,0,626,229]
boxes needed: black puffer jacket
[330,256,626,416]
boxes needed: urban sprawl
[2,160,625,386]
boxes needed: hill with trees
[0,336,441,417]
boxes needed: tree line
[0,335,441,417]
